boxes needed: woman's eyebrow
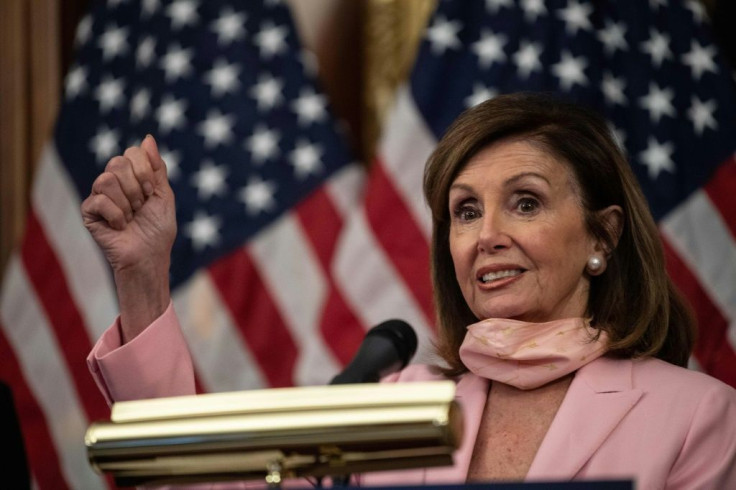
[449,182,474,193]
[504,171,552,187]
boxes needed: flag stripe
[249,214,342,386]
[297,188,344,269]
[295,187,365,366]
[324,165,366,219]
[0,258,105,489]
[0,321,69,490]
[173,272,268,392]
[333,211,436,364]
[378,85,436,239]
[32,145,118,341]
[208,249,299,387]
[20,211,109,422]
[660,187,736,323]
[704,155,736,240]
[663,239,736,386]
[364,160,435,327]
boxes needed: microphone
[326,320,417,488]
[330,319,417,385]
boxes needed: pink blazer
[88,304,736,489]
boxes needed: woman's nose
[477,210,512,253]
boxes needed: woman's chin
[473,305,529,321]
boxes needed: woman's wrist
[114,260,171,343]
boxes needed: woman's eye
[454,205,479,221]
[516,197,539,213]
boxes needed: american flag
[0,0,431,488]
[393,0,736,385]
[1,0,735,489]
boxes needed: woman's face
[448,139,599,323]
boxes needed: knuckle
[105,155,129,173]
[92,172,115,193]
[123,146,144,161]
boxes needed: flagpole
[363,0,435,164]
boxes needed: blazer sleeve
[86,301,196,405]
[667,380,736,489]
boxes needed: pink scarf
[458,317,609,389]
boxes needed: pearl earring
[587,256,603,274]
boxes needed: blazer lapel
[526,357,643,480]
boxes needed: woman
[84,93,736,487]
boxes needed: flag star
[184,211,221,251]
[95,76,125,112]
[552,51,588,91]
[211,8,246,45]
[688,97,717,135]
[682,41,718,79]
[254,22,288,58]
[65,65,87,99]
[639,83,676,123]
[204,59,241,97]
[485,0,512,13]
[156,96,187,133]
[98,25,129,61]
[245,125,280,163]
[557,0,593,35]
[142,0,160,17]
[464,83,497,108]
[601,72,627,106]
[90,126,120,163]
[239,177,277,215]
[291,89,327,126]
[520,0,547,22]
[75,15,93,46]
[250,74,284,111]
[472,30,507,69]
[136,37,156,68]
[640,29,672,67]
[639,137,675,180]
[290,140,324,179]
[685,0,708,23]
[198,110,235,148]
[598,21,628,55]
[130,88,151,121]
[191,161,228,199]
[513,41,543,78]
[166,0,199,30]
[426,16,462,55]
[160,44,194,81]
[159,146,181,180]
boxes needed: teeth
[480,269,522,283]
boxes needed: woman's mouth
[479,269,523,284]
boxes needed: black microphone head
[366,319,417,369]
[329,319,418,385]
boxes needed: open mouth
[479,269,523,284]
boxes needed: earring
[587,256,604,274]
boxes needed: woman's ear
[595,205,624,255]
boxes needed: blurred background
[1,0,439,270]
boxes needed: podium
[85,381,462,487]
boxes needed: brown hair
[424,92,695,375]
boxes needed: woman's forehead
[452,139,579,190]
